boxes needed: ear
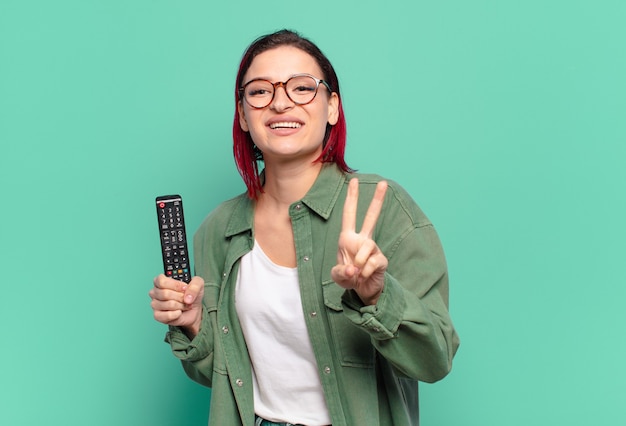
[238,101,249,132]
[327,92,339,126]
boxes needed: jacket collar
[301,163,346,220]
[224,163,346,238]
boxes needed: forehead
[244,46,323,82]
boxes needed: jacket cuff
[341,274,406,340]
[164,307,212,361]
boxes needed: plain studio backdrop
[1,1,624,425]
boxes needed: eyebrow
[242,73,310,85]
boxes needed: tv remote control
[155,195,191,283]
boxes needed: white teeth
[269,122,302,129]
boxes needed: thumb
[331,264,359,288]
[183,276,204,305]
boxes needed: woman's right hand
[149,275,204,338]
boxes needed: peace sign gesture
[331,178,389,306]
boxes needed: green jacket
[166,164,460,426]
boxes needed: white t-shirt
[235,241,332,425]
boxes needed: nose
[270,84,294,112]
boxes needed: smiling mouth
[269,122,302,129]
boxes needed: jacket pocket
[203,282,221,312]
[322,279,375,368]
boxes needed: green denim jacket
[165,164,460,426]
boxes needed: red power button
[159,202,165,208]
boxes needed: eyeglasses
[239,73,332,109]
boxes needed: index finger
[341,178,360,233]
[360,180,388,237]
[154,274,187,292]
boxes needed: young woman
[150,29,459,426]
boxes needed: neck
[260,161,323,207]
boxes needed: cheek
[315,106,333,134]
[246,117,268,144]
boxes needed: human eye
[293,84,315,93]
[289,76,317,94]
[248,88,269,96]
[246,81,272,97]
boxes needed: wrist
[181,311,202,340]
[357,287,383,306]
[181,323,199,340]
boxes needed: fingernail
[185,294,194,304]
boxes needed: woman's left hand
[331,178,388,305]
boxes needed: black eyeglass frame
[238,73,332,109]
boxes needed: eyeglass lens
[243,75,320,108]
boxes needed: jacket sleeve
[341,183,460,383]
[165,307,215,387]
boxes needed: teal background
[1,1,624,425]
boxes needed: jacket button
[295,204,302,210]
[324,366,331,374]
[235,379,243,387]
[310,311,317,317]
[222,326,229,334]
[303,256,310,262]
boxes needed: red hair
[232,30,351,199]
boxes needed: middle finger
[152,287,185,303]
[360,180,388,237]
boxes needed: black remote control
[155,195,191,283]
